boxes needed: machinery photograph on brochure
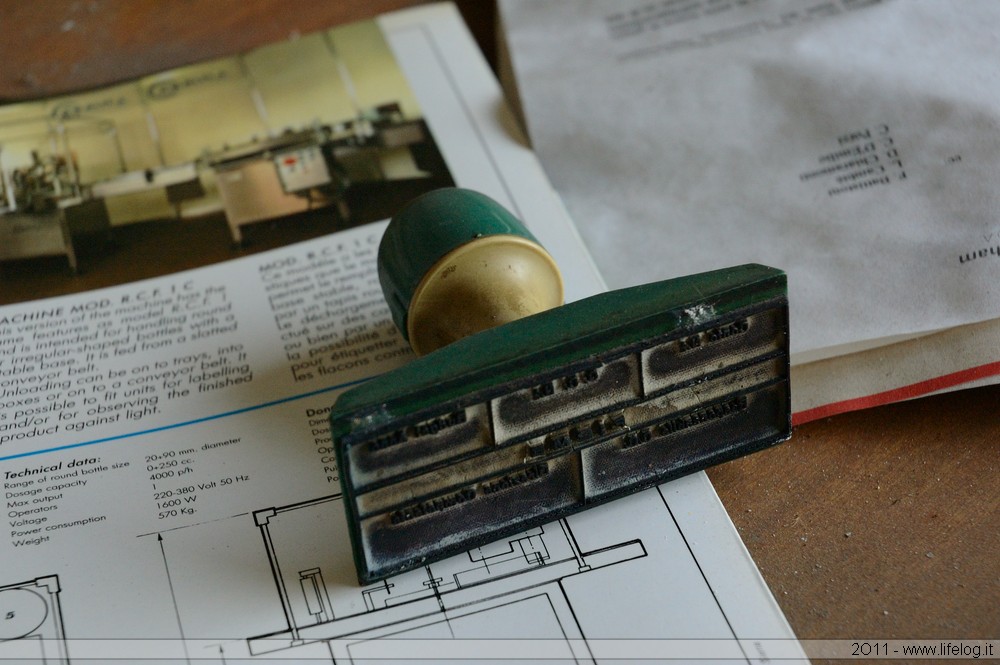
[0,19,452,284]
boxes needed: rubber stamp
[331,188,791,583]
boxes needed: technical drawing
[152,479,754,663]
[0,576,69,664]
[246,493,646,662]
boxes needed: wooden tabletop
[2,0,996,652]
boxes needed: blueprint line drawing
[0,575,69,664]
[246,493,647,661]
[148,480,764,664]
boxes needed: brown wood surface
[2,0,997,655]
[0,0,495,101]
[709,386,999,641]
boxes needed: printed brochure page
[0,5,805,662]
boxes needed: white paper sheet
[0,5,805,663]
[499,0,1000,360]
